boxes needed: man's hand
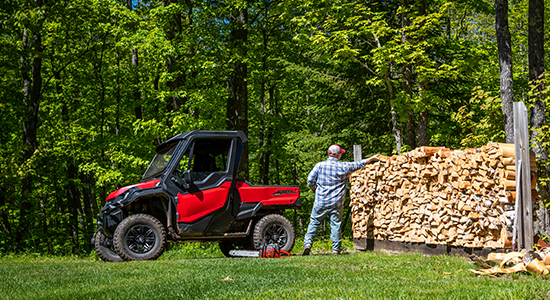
[367,154,381,163]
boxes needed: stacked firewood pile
[350,142,538,249]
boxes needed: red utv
[92,130,300,261]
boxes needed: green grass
[1,241,549,300]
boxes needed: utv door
[171,138,235,234]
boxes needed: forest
[0,0,549,254]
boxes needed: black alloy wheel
[125,224,156,254]
[252,214,295,253]
[264,223,288,246]
[113,214,167,261]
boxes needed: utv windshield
[141,141,180,181]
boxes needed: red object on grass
[534,235,550,250]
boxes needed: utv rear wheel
[94,231,123,262]
[219,240,253,258]
[253,214,295,253]
[113,214,166,261]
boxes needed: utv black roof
[156,130,248,153]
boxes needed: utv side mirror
[183,169,194,183]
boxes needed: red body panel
[176,181,231,222]
[175,181,300,224]
[236,182,299,206]
[106,179,160,201]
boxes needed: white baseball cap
[328,144,345,155]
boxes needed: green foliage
[1,0,549,255]
[452,86,505,148]
[291,0,493,151]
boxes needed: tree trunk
[446,8,451,39]
[66,163,82,252]
[17,0,44,245]
[528,0,546,158]
[372,30,403,154]
[262,86,275,184]
[80,172,95,249]
[83,172,99,217]
[258,18,274,185]
[227,8,249,180]
[417,110,429,146]
[405,111,416,148]
[132,48,142,119]
[39,198,47,243]
[114,51,121,135]
[259,63,267,184]
[0,187,11,237]
[528,0,549,236]
[400,0,416,149]
[416,0,429,147]
[495,0,514,143]
[128,0,142,120]
[54,184,70,241]
[165,0,185,113]
[384,67,402,154]
[53,70,71,246]
[57,69,84,252]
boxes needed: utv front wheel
[113,214,166,261]
[94,231,123,262]
[253,214,295,253]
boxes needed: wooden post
[344,144,363,232]
[513,102,533,250]
[353,145,362,162]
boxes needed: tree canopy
[0,0,549,254]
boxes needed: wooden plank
[353,145,362,162]
[513,101,533,250]
[353,238,505,259]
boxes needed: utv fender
[99,187,167,237]
[101,186,165,215]
[236,202,263,220]
[235,198,302,221]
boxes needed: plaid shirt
[307,157,367,208]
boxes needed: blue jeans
[303,203,344,253]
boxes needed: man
[302,144,380,255]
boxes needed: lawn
[1,241,549,300]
